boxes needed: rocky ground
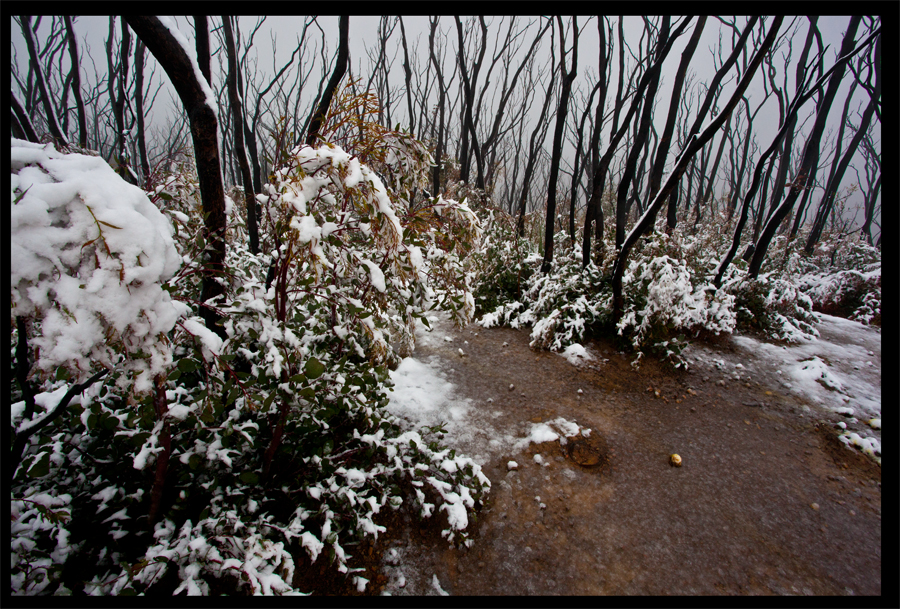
[294,313,882,596]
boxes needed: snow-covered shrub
[467,207,537,316]
[10,127,488,596]
[617,252,736,367]
[476,228,611,352]
[725,271,819,342]
[797,268,881,326]
[10,138,185,392]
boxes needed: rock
[566,437,607,467]
[509,384,515,391]
[507,460,518,471]
[810,502,820,510]
[670,454,683,467]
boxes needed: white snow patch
[560,343,594,366]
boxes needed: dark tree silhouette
[541,16,579,274]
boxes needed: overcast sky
[10,15,880,232]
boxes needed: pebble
[509,384,515,391]
[811,503,820,510]
[507,461,519,471]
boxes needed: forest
[10,15,881,596]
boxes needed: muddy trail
[299,316,882,596]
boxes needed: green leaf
[178,358,198,373]
[27,453,51,478]
[240,472,259,485]
[304,357,325,380]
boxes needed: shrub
[10,133,489,596]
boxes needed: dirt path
[306,315,882,596]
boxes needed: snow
[687,313,881,462]
[156,17,218,117]
[11,138,184,389]
[560,343,594,366]
[431,574,450,596]
[360,259,386,293]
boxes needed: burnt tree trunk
[124,16,228,336]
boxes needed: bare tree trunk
[749,17,865,277]
[11,93,39,143]
[306,16,349,146]
[223,16,259,254]
[134,38,151,188]
[805,80,878,253]
[613,16,784,320]
[124,16,228,336]
[63,16,87,148]
[649,16,706,230]
[147,374,172,526]
[542,16,579,274]
[20,16,68,145]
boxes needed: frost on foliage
[10,138,184,390]
[726,272,818,343]
[798,268,881,326]
[11,491,75,595]
[618,255,735,363]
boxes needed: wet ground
[300,315,882,596]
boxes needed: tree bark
[306,16,349,146]
[223,16,260,254]
[541,16,578,274]
[124,16,228,336]
[63,16,87,148]
[749,17,864,277]
[133,38,151,188]
[20,16,68,145]
[11,93,39,143]
[147,374,172,526]
[804,81,877,253]
[612,16,784,320]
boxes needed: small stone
[577,388,583,394]
[670,453,683,467]
[765,391,773,396]
[487,398,493,403]
[744,420,751,425]
[507,460,518,471]
[849,510,855,516]
[811,502,820,510]
[509,384,515,391]
[502,342,508,347]
[687,388,697,396]
[690,407,696,412]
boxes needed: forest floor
[294,311,882,596]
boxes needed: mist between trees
[10,15,882,251]
[8,14,882,596]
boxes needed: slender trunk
[125,16,228,336]
[63,16,87,148]
[749,17,865,277]
[614,16,784,319]
[223,16,259,254]
[147,374,172,526]
[20,16,68,145]
[542,16,578,274]
[307,17,349,146]
[11,93,39,143]
[134,38,151,188]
